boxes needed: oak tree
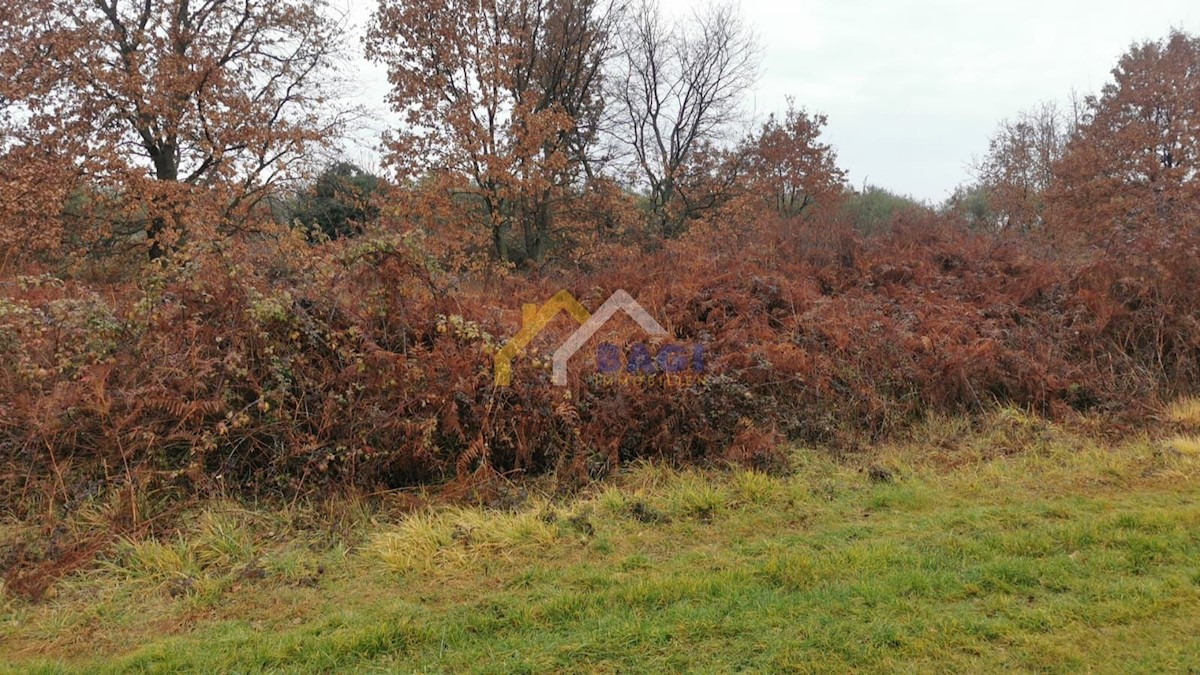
[745,100,845,218]
[0,0,348,261]
[368,0,621,263]
[975,101,1074,233]
[1048,31,1200,245]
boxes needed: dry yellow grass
[1164,396,1200,429]
[1165,435,1200,456]
[370,504,563,574]
[5,417,1200,672]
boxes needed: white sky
[335,0,1200,203]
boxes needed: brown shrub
[1,214,1197,513]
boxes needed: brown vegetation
[1,3,1199,596]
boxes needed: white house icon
[551,290,668,386]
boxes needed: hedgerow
[2,214,1197,513]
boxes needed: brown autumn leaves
[0,2,1196,267]
[0,0,847,270]
[0,0,346,265]
[970,31,1200,245]
[0,1,1198,524]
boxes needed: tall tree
[975,101,1074,233]
[1048,31,1200,245]
[609,0,759,235]
[745,100,845,218]
[0,0,348,260]
[368,0,621,263]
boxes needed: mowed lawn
[3,412,1200,673]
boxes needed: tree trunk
[147,216,168,260]
[146,146,179,260]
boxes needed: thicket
[2,2,1199,599]
[2,209,1197,513]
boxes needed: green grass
[3,414,1200,673]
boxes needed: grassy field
[3,409,1200,673]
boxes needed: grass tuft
[369,506,562,574]
[729,469,782,505]
[110,537,198,584]
[193,511,256,569]
[369,511,460,574]
[1165,435,1200,456]
[594,486,629,516]
[1164,397,1200,430]
[664,473,727,520]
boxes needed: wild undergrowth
[1,410,1198,672]
[2,218,1199,598]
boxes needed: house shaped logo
[494,289,669,386]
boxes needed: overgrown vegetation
[0,3,1199,654]
[3,414,1199,671]
[2,215,1199,600]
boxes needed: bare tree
[609,0,760,235]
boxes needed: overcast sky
[338,0,1200,203]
